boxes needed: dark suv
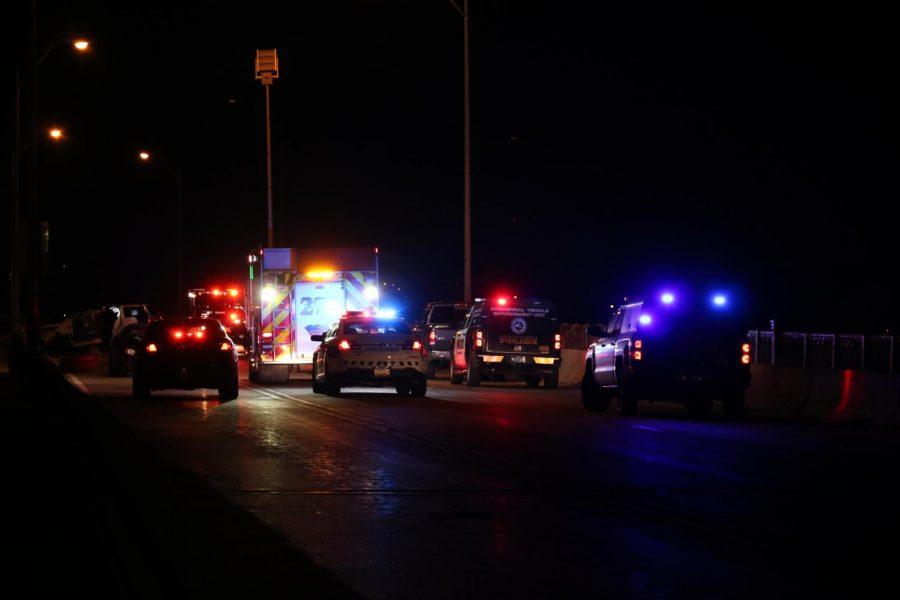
[581,291,751,416]
[450,297,561,388]
[420,301,470,378]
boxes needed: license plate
[511,355,526,364]
[374,366,391,377]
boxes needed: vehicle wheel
[426,361,437,379]
[685,395,713,417]
[410,378,427,397]
[396,382,411,395]
[466,351,482,387]
[249,361,260,383]
[449,360,464,384]
[615,359,638,415]
[323,362,341,397]
[311,357,324,394]
[219,373,239,401]
[723,388,746,418]
[544,370,559,389]
[581,363,612,412]
[132,374,151,400]
[526,376,540,389]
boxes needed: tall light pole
[12,22,91,348]
[449,1,472,303]
[255,49,279,248]
[138,151,183,313]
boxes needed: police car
[581,289,751,416]
[310,311,428,396]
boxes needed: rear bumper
[137,358,236,390]
[477,354,559,378]
[629,366,751,394]
[333,367,426,387]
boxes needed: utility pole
[255,49,279,248]
[10,63,21,328]
[449,1,472,303]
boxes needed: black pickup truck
[581,291,751,416]
[449,297,561,388]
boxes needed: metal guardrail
[562,324,896,373]
[747,330,896,373]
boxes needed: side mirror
[310,334,323,342]
[586,324,607,337]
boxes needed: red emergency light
[496,297,508,306]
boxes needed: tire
[396,382,411,395]
[723,388,746,418]
[410,378,427,397]
[426,361,437,380]
[685,395,713,417]
[581,363,612,412]
[544,370,559,389]
[249,361,260,383]
[324,361,341,397]
[449,360,464,384]
[526,376,540,389]
[616,359,639,415]
[218,372,239,401]
[311,357,324,394]
[466,350,481,387]
[132,373,151,400]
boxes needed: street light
[254,49,279,248]
[137,150,183,313]
[10,29,92,349]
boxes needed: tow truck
[246,246,381,383]
[187,286,248,354]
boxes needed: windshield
[429,306,468,328]
[343,319,410,335]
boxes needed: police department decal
[510,317,528,335]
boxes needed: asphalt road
[65,363,900,598]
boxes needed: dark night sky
[4,1,899,330]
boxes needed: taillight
[741,342,752,365]
[172,330,184,339]
[229,312,242,325]
[220,342,231,351]
[633,339,643,361]
[554,333,561,350]
[146,343,158,353]
[475,330,483,348]
[339,339,360,351]
[412,340,422,351]
[429,330,437,346]
[194,330,204,339]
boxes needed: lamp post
[138,151,183,314]
[11,29,91,349]
[448,1,472,303]
[254,49,279,248]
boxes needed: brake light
[412,340,422,351]
[146,343,158,353]
[741,342,752,365]
[633,351,642,361]
[554,333,561,350]
[633,339,643,361]
[741,354,751,364]
[429,330,437,346]
[194,330,204,339]
[634,339,643,349]
[229,312,242,324]
[172,330,184,339]
[228,288,239,297]
[339,339,352,351]
[475,330,483,348]
[220,342,231,351]
[497,297,508,306]
[742,343,751,354]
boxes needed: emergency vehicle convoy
[580,290,751,416]
[449,297,561,388]
[246,246,381,383]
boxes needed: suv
[311,312,428,396]
[449,297,561,388]
[580,291,751,416]
[420,301,471,378]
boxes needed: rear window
[343,319,410,335]
[429,306,468,328]
[147,319,225,339]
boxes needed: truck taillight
[741,342,752,365]
[633,339,643,361]
[339,339,360,351]
[429,330,437,346]
[220,342,232,351]
[475,330,483,348]
[554,333,561,350]
[413,341,422,351]
[146,343,158,353]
